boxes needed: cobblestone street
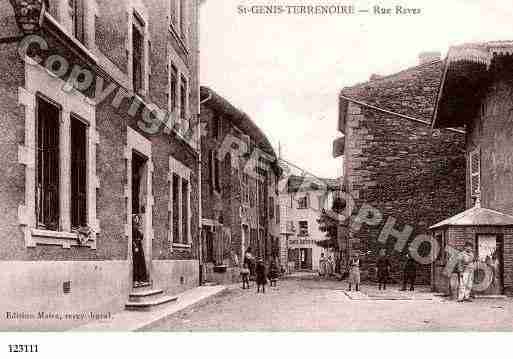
[145,275,513,331]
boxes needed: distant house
[278,174,340,272]
[334,53,467,283]
[431,41,513,296]
[200,87,281,284]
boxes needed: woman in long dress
[255,259,267,293]
[318,253,326,277]
[132,215,148,286]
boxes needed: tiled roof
[341,60,443,123]
[430,206,513,229]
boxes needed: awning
[432,41,513,129]
[430,205,513,230]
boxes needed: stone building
[278,174,339,272]
[199,87,281,284]
[333,53,467,284]
[0,0,202,329]
[431,41,513,296]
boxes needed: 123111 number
[8,345,38,353]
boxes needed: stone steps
[125,283,178,311]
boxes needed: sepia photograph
[1,0,513,353]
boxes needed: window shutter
[470,148,481,198]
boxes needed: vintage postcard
[1,0,513,348]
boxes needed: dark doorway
[131,151,149,287]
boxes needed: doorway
[131,151,150,287]
[299,248,312,270]
[475,234,504,295]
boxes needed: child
[255,259,267,293]
[241,263,250,289]
[268,260,279,288]
[348,252,361,292]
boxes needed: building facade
[199,87,281,284]
[0,0,201,329]
[333,54,467,284]
[279,175,337,272]
[431,41,513,296]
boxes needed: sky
[200,0,513,179]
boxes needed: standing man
[376,249,392,290]
[457,242,475,302]
[400,253,417,291]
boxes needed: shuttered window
[36,98,60,231]
[470,148,481,199]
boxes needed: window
[212,116,222,139]
[179,0,186,38]
[205,230,214,263]
[276,204,280,224]
[69,0,85,43]
[269,197,275,219]
[249,179,256,208]
[470,148,481,201]
[182,179,189,244]
[132,15,145,95]
[70,116,88,228]
[241,134,250,154]
[286,220,295,233]
[169,63,178,111]
[170,0,177,26]
[298,221,309,237]
[180,75,188,120]
[169,157,192,247]
[172,173,180,243]
[21,65,98,249]
[36,98,60,231]
[210,150,220,193]
[242,173,249,205]
[298,196,308,209]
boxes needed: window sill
[30,229,97,249]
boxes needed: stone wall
[341,61,467,285]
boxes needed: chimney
[418,51,441,65]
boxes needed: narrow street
[145,275,513,331]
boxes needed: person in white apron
[457,242,475,302]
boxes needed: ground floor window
[71,116,88,228]
[168,157,192,247]
[36,97,60,231]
